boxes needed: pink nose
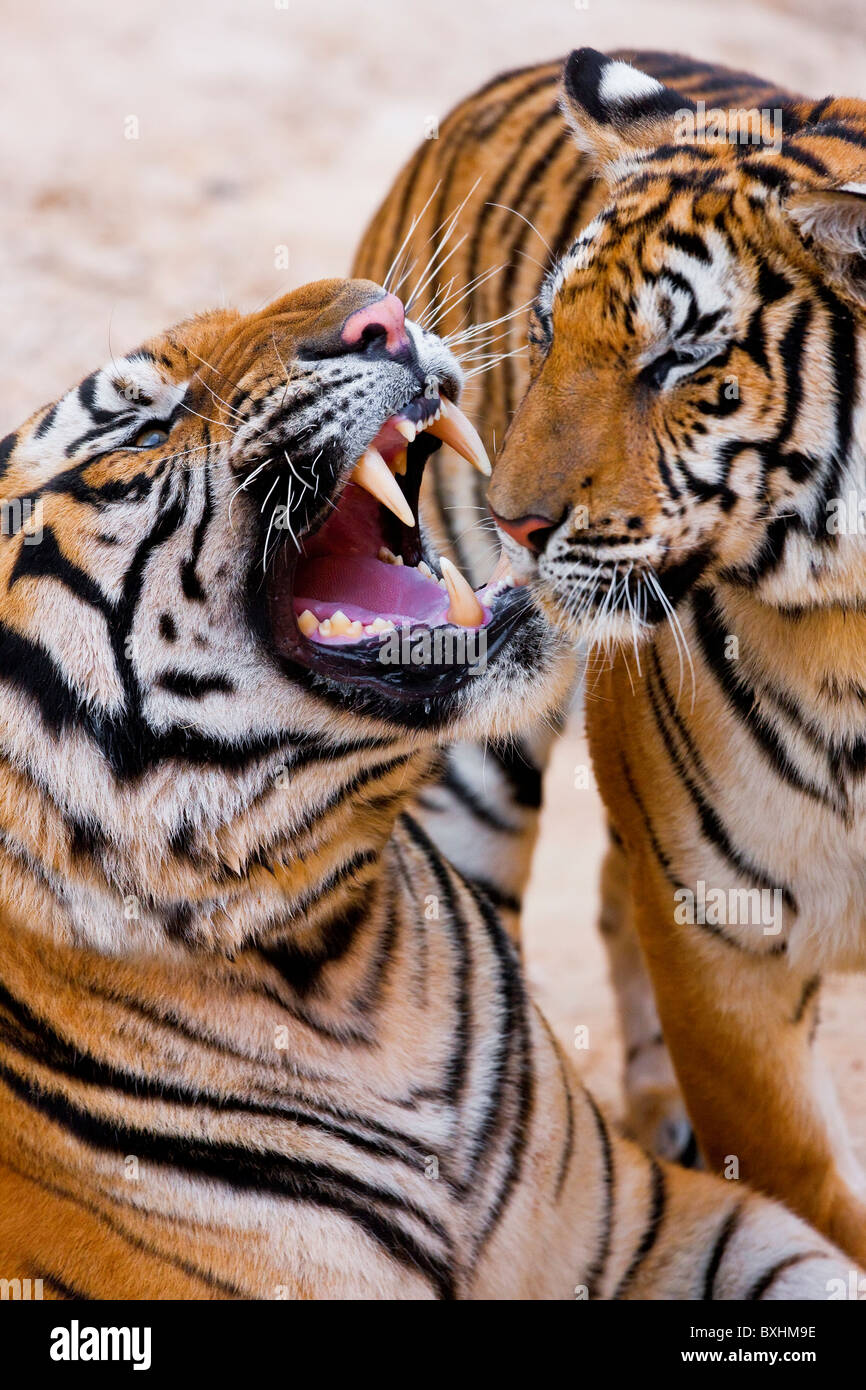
[340,293,409,356]
[491,509,559,555]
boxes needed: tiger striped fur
[0,278,857,1299]
[352,50,866,1263]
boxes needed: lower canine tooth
[298,609,319,637]
[440,556,485,627]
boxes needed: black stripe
[692,586,832,814]
[538,1012,575,1201]
[0,432,17,480]
[0,972,432,1169]
[34,404,60,439]
[401,814,473,1109]
[613,1157,667,1298]
[646,649,795,920]
[2,1154,246,1298]
[791,974,821,1024]
[156,670,234,699]
[9,525,111,616]
[583,1090,615,1299]
[661,227,711,264]
[24,1267,91,1301]
[462,877,521,916]
[179,464,213,601]
[488,739,543,808]
[465,879,535,1247]
[747,1250,828,1300]
[0,1057,456,1298]
[703,1203,743,1299]
[441,763,520,832]
[259,885,371,999]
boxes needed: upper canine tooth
[440,556,485,627]
[352,447,415,527]
[426,398,492,476]
[395,419,417,443]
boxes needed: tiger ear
[785,183,866,305]
[560,48,694,174]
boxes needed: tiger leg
[628,863,866,1267]
[524,1007,863,1300]
[598,831,696,1165]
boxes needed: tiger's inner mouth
[267,389,521,687]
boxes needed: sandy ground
[1,0,864,1162]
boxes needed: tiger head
[1,279,563,952]
[489,47,866,643]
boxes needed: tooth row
[394,405,441,445]
[299,608,397,641]
[378,547,448,590]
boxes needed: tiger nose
[340,293,410,358]
[490,509,560,555]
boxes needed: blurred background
[2,0,864,1155]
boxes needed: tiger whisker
[484,201,553,255]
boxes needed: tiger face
[488,48,866,643]
[0,278,563,952]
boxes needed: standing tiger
[0,277,857,1298]
[353,49,866,1263]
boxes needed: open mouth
[264,387,529,703]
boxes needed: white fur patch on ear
[787,186,866,258]
[598,61,664,108]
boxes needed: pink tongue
[294,556,449,626]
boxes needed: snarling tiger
[0,278,858,1298]
[353,49,866,1265]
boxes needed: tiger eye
[133,426,170,448]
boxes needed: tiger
[352,47,866,1264]
[0,276,858,1300]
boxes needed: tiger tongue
[294,556,448,625]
